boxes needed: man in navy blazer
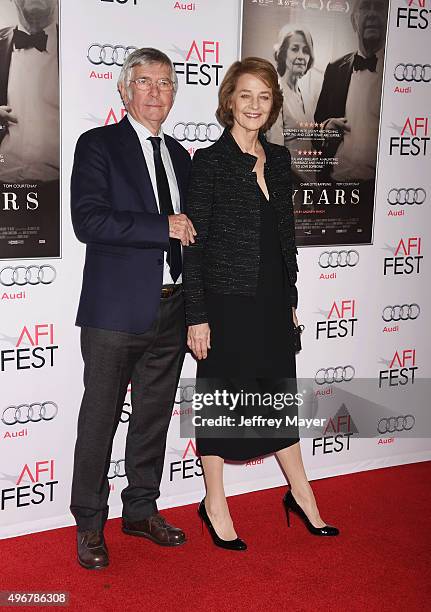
[70,48,195,570]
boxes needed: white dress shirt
[332,49,383,182]
[0,21,59,182]
[127,113,182,285]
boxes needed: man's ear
[118,83,129,107]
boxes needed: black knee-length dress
[196,189,300,460]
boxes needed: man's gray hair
[117,47,178,97]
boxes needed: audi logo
[108,459,126,479]
[315,366,355,385]
[2,402,58,425]
[172,122,222,143]
[0,265,56,287]
[87,44,138,66]
[175,384,196,405]
[318,250,359,268]
[387,188,426,205]
[382,304,420,322]
[394,63,431,82]
[377,415,415,434]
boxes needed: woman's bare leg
[276,442,326,528]
[201,455,237,540]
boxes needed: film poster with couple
[242,0,390,246]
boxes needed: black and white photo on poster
[242,0,390,246]
[0,0,59,259]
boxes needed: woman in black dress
[183,58,338,550]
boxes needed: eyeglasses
[129,77,174,92]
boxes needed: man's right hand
[0,106,17,126]
[324,117,350,134]
[168,213,196,246]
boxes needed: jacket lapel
[337,52,355,116]
[116,117,158,213]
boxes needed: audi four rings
[108,460,126,479]
[87,44,138,66]
[172,122,221,143]
[382,304,420,321]
[318,250,359,268]
[2,402,58,425]
[0,265,56,287]
[394,63,431,82]
[315,366,355,385]
[377,415,415,434]
[387,188,426,205]
[175,384,196,404]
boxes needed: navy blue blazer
[71,116,191,334]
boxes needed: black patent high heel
[198,499,247,551]
[283,490,339,536]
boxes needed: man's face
[119,63,175,132]
[13,0,56,30]
[352,0,387,53]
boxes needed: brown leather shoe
[122,513,186,546]
[77,530,109,569]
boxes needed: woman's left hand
[292,307,298,327]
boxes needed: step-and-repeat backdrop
[1,0,430,538]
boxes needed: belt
[161,284,182,299]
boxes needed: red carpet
[1,461,430,611]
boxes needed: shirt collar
[127,113,165,144]
[356,48,384,62]
[220,128,274,171]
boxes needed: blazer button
[157,258,163,265]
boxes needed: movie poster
[0,0,60,259]
[242,0,390,246]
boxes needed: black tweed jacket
[183,128,298,326]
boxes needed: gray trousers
[70,290,186,531]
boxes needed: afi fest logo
[173,40,223,86]
[378,349,418,387]
[315,299,357,339]
[389,117,430,156]
[1,460,58,511]
[312,405,356,456]
[383,236,423,275]
[168,438,203,482]
[85,107,127,127]
[0,324,58,373]
[396,0,430,30]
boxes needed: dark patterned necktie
[13,28,48,52]
[148,136,182,282]
[353,53,377,73]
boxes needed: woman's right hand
[187,323,211,360]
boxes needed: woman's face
[285,33,310,78]
[229,73,273,133]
